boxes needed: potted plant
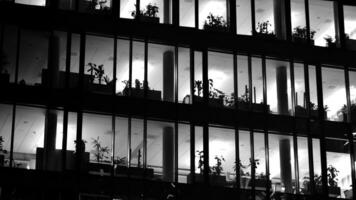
[292,26,316,45]
[0,136,8,167]
[0,51,10,85]
[131,3,160,23]
[295,102,327,119]
[91,136,110,163]
[234,159,250,188]
[203,13,229,32]
[324,35,337,48]
[310,166,341,197]
[122,79,162,100]
[337,102,356,123]
[210,155,227,186]
[247,158,267,188]
[193,79,225,107]
[86,63,114,93]
[237,85,270,112]
[187,150,205,183]
[254,21,276,39]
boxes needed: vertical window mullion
[61,110,68,171]
[195,0,199,29]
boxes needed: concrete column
[276,66,289,115]
[43,109,58,170]
[279,139,292,193]
[163,51,174,102]
[273,0,287,40]
[163,126,174,182]
[164,0,171,24]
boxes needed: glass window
[236,0,252,35]
[82,113,113,175]
[266,59,292,115]
[252,57,265,111]
[193,51,203,100]
[254,132,267,193]
[209,127,235,187]
[237,55,249,110]
[309,0,336,47]
[1,25,17,83]
[254,0,275,35]
[309,65,319,118]
[13,106,45,170]
[294,63,306,116]
[0,104,13,168]
[120,0,136,19]
[140,0,172,24]
[239,130,251,189]
[68,33,80,89]
[178,123,190,183]
[178,47,191,104]
[189,126,203,183]
[125,41,145,98]
[344,6,356,50]
[116,39,130,96]
[322,67,347,122]
[312,138,322,195]
[18,29,49,86]
[208,51,234,108]
[114,116,129,171]
[15,0,46,6]
[268,134,296,194]
[50,31,67,89]
[85,35,114,94]
[326,138,353,198]
[291,0,306,33]
[199,0,227,30]
[147,120,175,181]
[147,43,175,101]
[179,0,195,27]
[130,118,144,169]
[298,137,310,194]
[349,70,356,123]
[79,0,112,13]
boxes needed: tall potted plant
[210,155,227,186]
[122,79,161,100]
[131,3,160,23]
[203,13,229,32]
[86,63,114,93]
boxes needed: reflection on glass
[312,138,322,194]
[254,132,267,191]
[18,29,48,86]
[309,0,336,47]
[148,43,175,101]
[199,0,227,30]
[180,0,195,27]
[140,0,172,24]
[178,123,190,183]
[13,106,45,170]
[322,67,346,121]
[178,48,191,104]
[349,71,356,123]
[254,0,274,35]
[130,118,144,168]
[114,116,128,171]
[298,137,310,194]
[15,0,46,6]
[189,126,203,183]
[120,0,136,19]
[237,55,249,110]
[208,52,234,108]
[193,51,203,100]
[266,59,292,115]
[209,127,235,187]
[0,104,13,168]
[294,63,306,116]
[309,65,319,118]
[85,35,114,94]
[291,0,306,33]
[236,0,252,35]
[326,138,353,198]
[147,120,175,181]
[344,6,356,51]
[268,134,296,194]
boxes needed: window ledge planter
[137,15,159,23]
[293,37,314,45]
[87,81,114,94]
[193,95,224,107]
[238,101,270,113]
[295,106,327,119]
[115,165,154,178]
[187,173,227,186]
[123,87,162,100]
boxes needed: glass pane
[85,35,114,94]
[199,0,227,30]
[239,130,251,189]
[147,120,175,181]
[180,0,195,27]
[130,118,144,168]
[193,51,203,98]
[294,63,307,116]
[18,29,49,86]
[349,70,356,123]
[254,132,267,191]
[51,31,67,89]
[322,67,346,122]
[309,0,335,47]
[178,123,190,183]
[291,0,306,32]
[266,59,292,115]
[269,134,296,194]
[209,127,235,187]
[1,25,18,83]
[236,0,252,35]
[120,0,136,19]
[58,0,75,10]
[312,138,322,194]
[208,51,234,108]
[192,126,203,183]
[14,106,45,170]
[0,104,13,168]
[15,0,46,6]
[140,0,172,24]
[114,116,129,171]
[255,0,275,35]
[237,55,249,110]
[128,41,145,98]
[344,6,356,50]
[79,0,112,13]
[148,43,175,101]
[309,65,319,118]
[178,47,191,104]
[252,57,264,108]
[69,33,80,89]
[298,137,310,194]
[116,39,130,95]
